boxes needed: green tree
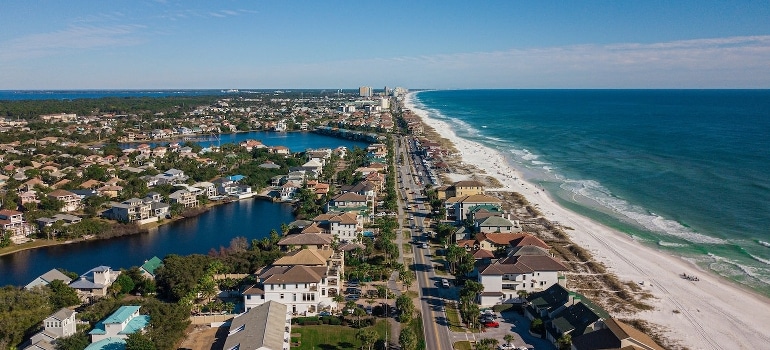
[399,328,417,350]
[355,328,378,350]
[504,333,516,347]
[55,332,90,350]
[154,254,212,302]
[557,334,572,350]
[125,332,157,350]
[476,338,499,350]
[0,230,11,248]
[47,280,80,309]
[396,294,414,323]
[114,274,136,296]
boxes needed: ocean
[411,89,770,296]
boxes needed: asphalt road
[396,135,453,350]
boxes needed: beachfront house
[277,233,333,251]
[477,254,568,306]
[223,301,291,350]
[571,318,664,350]
[444,194,502,223]
[24,308,77,350]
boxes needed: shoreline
[405,91,770,349]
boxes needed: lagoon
[0,199,295,287]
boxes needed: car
[498,344,515,350]
[421,243,428,249]
[345,294,360,301]
[426,265,433,272]
[365,306,373,315]
[441,279,450,288]
[346,287,361,295]
[318,311,331,317]
[483,320,500,328]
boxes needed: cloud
[0,25,146,62]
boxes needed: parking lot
[450,309,554,350]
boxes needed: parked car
[483,320,500,328]
[345,294,360,301]
[318,311,331,317]
[441,279,450,288]
[365,306,373,315]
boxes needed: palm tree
[333,294,345,312]
[504,334,516,348]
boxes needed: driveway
[448,310,554,350]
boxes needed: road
[395,135,453,350]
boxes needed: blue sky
[1,0,769,89]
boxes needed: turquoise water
[412,89,770,296]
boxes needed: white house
[243,248,343,316]
[25,308,77,350]
[477,255,568,306]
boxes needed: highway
[395,135,453,350]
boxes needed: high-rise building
[359,86,372,97]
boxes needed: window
[280,294,284,299]
[322,288,326,296]
[246,295,251,300]
[293,294,297,301]
[271,285,274,290]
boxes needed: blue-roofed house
[89,306,150,343]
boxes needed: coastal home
[24,308,77,350]
[571,318,664,350]
[544,296,609,345]
[25,268,73,290]
[325,192,369,214]
[0,209,35,240]
[192,181,217,198]
[69,266,120,298]
[444,194,502,223]
[328,212,362,241]
[46,189,82,212]
[244,264,337,315]
[476,215,521,234]
[477,254,568,306]
[280,181,302,202]
[105,198,157,225]
[87,305,150,347]
[277,233,333,251]
[301,158,324,178]
[19,190,39,207]
[35,214,82,236]
[223,301,291,350]
[140,256,163,279]
[169,189,198,208]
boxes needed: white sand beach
[405,92,770,349]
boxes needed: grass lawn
[403,243,413,254]
[444,306,466,332]
[0,239,63,257]
[453,341,473,350]
[402,230,412,239]
[292,320,388,350]
[408,313,426,350]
